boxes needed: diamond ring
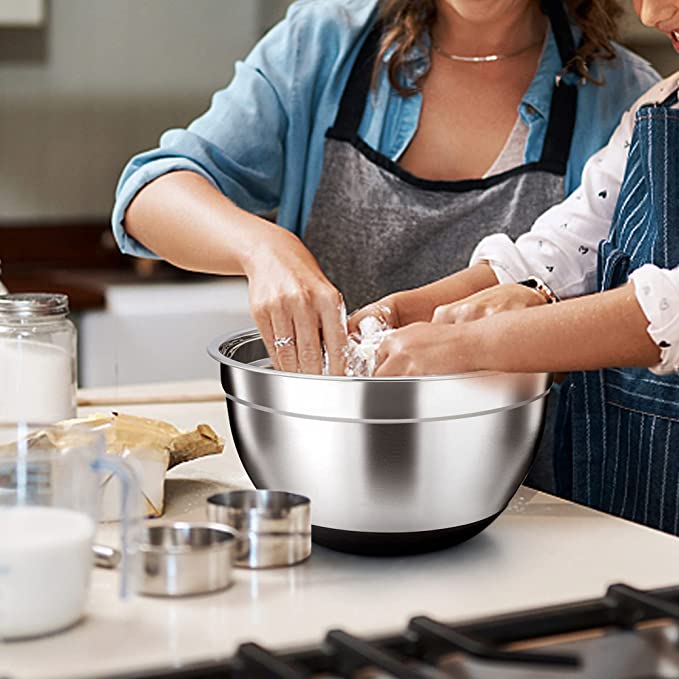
[273,336,296,349]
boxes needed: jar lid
[0,293,69,319]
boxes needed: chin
[437,0,537,24]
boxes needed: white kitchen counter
[4,380,679,679]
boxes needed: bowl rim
[207,329,530,383]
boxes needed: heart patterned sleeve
[630,264,679,375]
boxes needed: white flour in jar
[0,338,75,423]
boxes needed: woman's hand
[431,283,545,324]
[347,294,403,333]
[124,172,346,374]
[347,285,447,333]
[244,227,347,375]
[374,322,481,376]
[348,263,503,333]
[373,282,665,379]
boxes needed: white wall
[0,0,288,222]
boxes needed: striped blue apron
[555,89,679,533]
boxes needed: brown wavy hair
[376,0,622,95]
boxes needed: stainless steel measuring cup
[207,490,311,568]
[95,521,237,597]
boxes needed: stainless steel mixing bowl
[208,329,550,555]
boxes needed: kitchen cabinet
[78,278,251,387]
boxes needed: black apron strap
[660,88,679,108]
[540,0,576,68]
[538,0,579,170]
[539,76,578,170]
[330,23,382,139]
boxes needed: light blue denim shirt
[112,0,659,259]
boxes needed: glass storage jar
[0,293,77,424]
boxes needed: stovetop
[111,583,679,679]
[435,624,679,678]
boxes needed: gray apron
[303,3,579,492]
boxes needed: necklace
[432,38,543,63]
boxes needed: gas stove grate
[109,583,679,678]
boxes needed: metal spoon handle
[93,544,121,569]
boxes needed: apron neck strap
[540,0,576,71]
[331,23,381,140]
[538,0,579,170]
[539,75,578,170]
[659,88,679,108]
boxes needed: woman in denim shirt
[112,0,656,376]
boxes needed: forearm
[125,171,279,275]
[397,262,500,324]
[472,283,661,373]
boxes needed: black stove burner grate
[107,583,679,678]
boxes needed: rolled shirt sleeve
[111,11,299,257]
[631,264,679,375]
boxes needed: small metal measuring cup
[94,522,237,597]
[136,522,238,596]
[207,490,311,568]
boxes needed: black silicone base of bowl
[311,512,500,556]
